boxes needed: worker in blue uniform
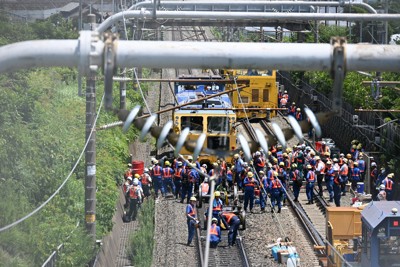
[162,161,175,197]
[259,171,268,211]
[186,196,199,246]
[151,160,163,199]
[209,218,221,248]
[243,172,257,213]
[269,172,283,213]
[305,165,315,204]
[290,163,301,202]
[383,173,394,201]
[351,162,361,191]
[212,191,224,224]
[220,212,240,247]
[333,170,342,207]
[325,161,335,203]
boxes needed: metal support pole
[85,69,97,243]
[84,14,97,246]
[120,70,127,109]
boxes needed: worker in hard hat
[127,178,143,222]
[209,218,222,248]
[173,161,184,200]
[290,164,302,202]
[186,196,199,246]
[351,162,361,192]
[254,151,266,174]
[383,173,394,201]
[269,172,283,213]
[212,191,224,224]
[162,161,175,197]
[233,153,244,189]
[243,172,258,213]
[305,165,315,204]
[288,102,296,117]
[220,211,240,247]
[123,176,133,208]
[295,107,302,121]
[140,168,152,199]
[325,161,335,203]
[151,159,163,199]
[356,155,366,182]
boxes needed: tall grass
[128,198,155,267]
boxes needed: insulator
[305,107,321,138]
[140,114,157,142]
[271,122,286,149]
[157,121,173,150]
[287,115,303,142]
[255,129,268,153]
[119,105,329,161]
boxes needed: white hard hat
[202,164,207,168]
[144,168,149,172]
[380,184,385,190]
[371,162,377,167]
[255,151,261,156]
[133,178,139,185]
[127,177,132,181]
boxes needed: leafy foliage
[0,13,145,265]
[128,199,155,267]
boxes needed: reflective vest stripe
[129,186,138,199]
[210,225,218,235]
[188,205,196,217]
[153,166,161,176]
[385,179,393,190]
[272,180,281,188]
[223,213,236,223]
[174,168,183,178]
[308,172,315,182]
[163,168,172,178]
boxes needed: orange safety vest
[257,157,266,167]
[245,178,255,187]
[141,174,150,185]
[340,165,348,176]
[295,112,301,120]
[280,98,288,106]
[213,199,223,211]
[210,224,219,236]
[384,178,393,190]
[153,165,162,176]
[174,168,183,179]
[187,205,196,217]
[129,186,139,199]
[223,213,236,224]
[308,171,315,182]
[163,167,172,178]
[272,179,281,189]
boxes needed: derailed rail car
[222,69,279,120]
[173,76,237,165]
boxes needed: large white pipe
[97,10,400,33]
[1,35,400,74]
[128,1,377,14]
[115,41,400,72]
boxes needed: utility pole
[84,14,97,245]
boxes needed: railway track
[240,112,331,265]
[196,203,250,267]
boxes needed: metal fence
[42,244,64,267]
[278,72,400,157]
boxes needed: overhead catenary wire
[0,94,105,232]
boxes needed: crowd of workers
[121,136,396,247]
[121,88,397,247]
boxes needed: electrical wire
[0,93,105,232]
